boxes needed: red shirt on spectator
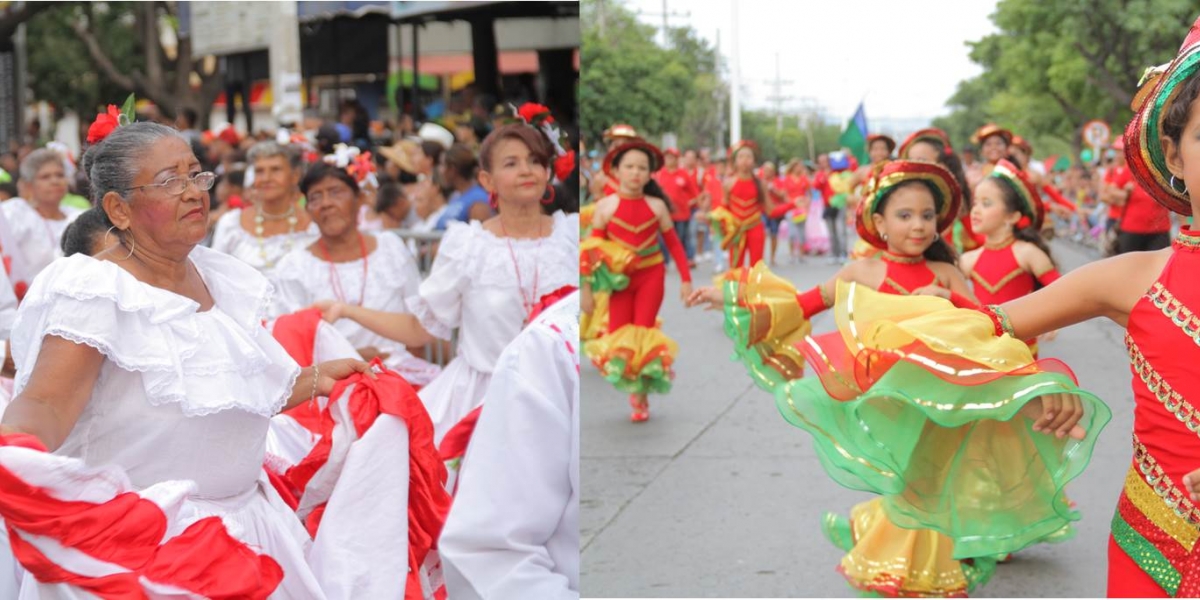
[656,167,702,222]
[702,167,723,209]
[1112,167,1171,234]
[779,174,811,201]
[1104,165,1129,221]
[813,171,835,203]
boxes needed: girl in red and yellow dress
[710,141,767,269]
[1008,135,1080,230]
[582,139,692,421]
[688,16,1200,597]
[900,127,983,255]
[581,124,643,345]
[690,160,997,596]
[960,159,1062,356]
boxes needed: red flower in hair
[554,150,576,182]
[518,103,553,125]
[86,105,122,144]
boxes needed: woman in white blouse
[1,149,83,287]
[272,162,441,386]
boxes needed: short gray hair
[19,148,66,182]
[247,141,302,171]
[80,122,183,205]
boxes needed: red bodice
[969,241,1035,305]
[728,178,763,222]
[876,254,938,296]
[1125,229,1200,491]
[603,180,620,197]
[608,195,663,269]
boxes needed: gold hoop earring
[105,226,136,261]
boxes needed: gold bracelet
[309,363,320,406]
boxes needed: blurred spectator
[418,140,445,182]
[373,180,418,230]
[175,107,207,167]
[438,143,491,228]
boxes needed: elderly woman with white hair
[1,149,83,288]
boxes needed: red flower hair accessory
[86,94,136,145]
[512,102,575,182]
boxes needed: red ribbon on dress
[527,285,578,323]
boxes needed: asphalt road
[581,237,1135,598]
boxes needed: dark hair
[375,181,405,213]
[178,107,198,129]
[874,179,959,265]
[609,145,675,214]
[478,124,553,172]
[1162,74,1200,148]
[225,169,245,188]
[420,141,445,166]
[444,143,479,181]
[0,181,16,199]
[984,176,1058,285]
[61,206,114,257]
[299,162,358,197]
[939,151,973,211]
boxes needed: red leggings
[730,222,766,269]
[609,263,665,330]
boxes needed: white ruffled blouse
[0,198,83,278]
[11,246,300,499]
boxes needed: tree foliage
[938,0,1194,158]
[26,2,222,126]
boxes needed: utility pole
[636,0,688,48]
[763,52,794,156]
[730,1,740,146]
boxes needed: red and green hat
[603,138,665,178]
[1124,15,1200,216]
[1011,135,1033,155]
[898,128,953,159]
[856,160,963,249]
[971,123,1014,146]
[988,158,1045,231]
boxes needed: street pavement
[581,237,1135,598]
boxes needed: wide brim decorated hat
[1124,15,1200,216]
[989,158,1046,231]
[898,128,953,158]
[728,140,761,162]
[1011,135,1033,154]
[867,133,897,154]
[971,123,1014,146]
[603,138,665,178]
[602,123,640,143]
[856,160,962,249]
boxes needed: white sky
[621,0,999,128]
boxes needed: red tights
[730,222,766,269]
[609,263,665,330]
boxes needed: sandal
[629,394,650,422]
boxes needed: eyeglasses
[306,185,355,208]
[127,172,215,196]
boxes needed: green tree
[25,3,133,121]
[939,0,1193,158]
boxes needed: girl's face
[615,149,652,193]
[971,178,1020,237]
[981,135,1008,164]
[734,147,755,172]
[868,140,891,164]
[871,182,939,256]
[906,141,941,163]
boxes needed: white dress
[211,208,320,279]
[9,246,326,598]
[439,292,580,600]
[0,199,82,279]
[271,232,442,386]
[411,210,578,445]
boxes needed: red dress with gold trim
[1108,229,1200,597]
[710,178,766,268]
[583,196,690,396]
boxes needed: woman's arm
[315,301,438,348]
[1,336,104,451]
[1002,249,1168,338]
[283,358,375,411]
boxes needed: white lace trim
[405,295,454,341]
